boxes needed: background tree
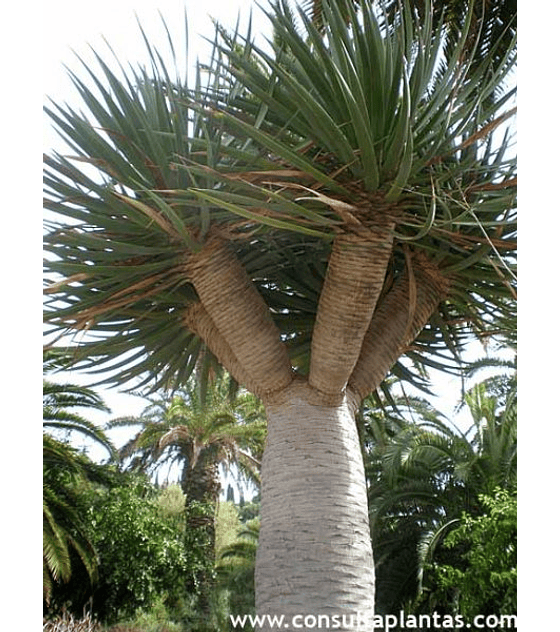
[428,487,516,620]
[88,476,191,624]
[107,372,265,618]
[216,518,260,625]
[460,345,516,417]
[379,0,517,87]
[50,473,196,625]
[44,0,516,623]
[43,436,105,609]
[363,359,516,615]
[109,373,265,539]
[305,0,516,100]
[43,350,115,456]
[43,351,116,608]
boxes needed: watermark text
[229,610,517,630]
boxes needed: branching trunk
[183,302,264,396]
[257,378,374,631]
[309,225,394,397]
[182,238,449,626]
[349,251,450,399]
[186,236,293,396]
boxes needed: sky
[42,0,271,172]
[40,0,513,459]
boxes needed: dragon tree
[44,0,516,627]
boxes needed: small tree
[429,488,516,619]
[75,475,195,624]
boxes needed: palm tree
[43,383,115,455]
[108,373,265,544]
[43,0,516,623]
[108,372,264,617]
[456,379,517,494]
[361,393,457,612]
[364,366,516,614]
[461,344,517,413]
[43,436,114,606]
[43,351,116,605]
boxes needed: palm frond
[107,375,265,497]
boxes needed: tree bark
[349,250,450,399]
[309,226,394,398]
[181,456,221,617]
[186,236,293,396]
[182,241,448,628]
[256,378,374,631]
[183,302,265,396]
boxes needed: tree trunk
[182,456,221,617]
[181,236,449,627]
[256,378,374,631]
[186,236,293,396]
[309,225,394,398]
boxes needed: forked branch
[348,251,450,400]
[186,236,293,396]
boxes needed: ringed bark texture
[183,302,264,396]
[187,237,293,396]
[349,251,450,400]
[256,378,375,631]
[309,227,394,397]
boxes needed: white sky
[43,0,268,132]
[41,0,507,455]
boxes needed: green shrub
[429,488,517,618]
[109,594,183,632]
[48,474,211,625]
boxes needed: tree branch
[309,220,394,397]
[186,237,293,396]
[348,251,450,400]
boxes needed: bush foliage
[430,487,517,618]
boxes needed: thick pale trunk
[180,237,449,628]
[256,378,374,631]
